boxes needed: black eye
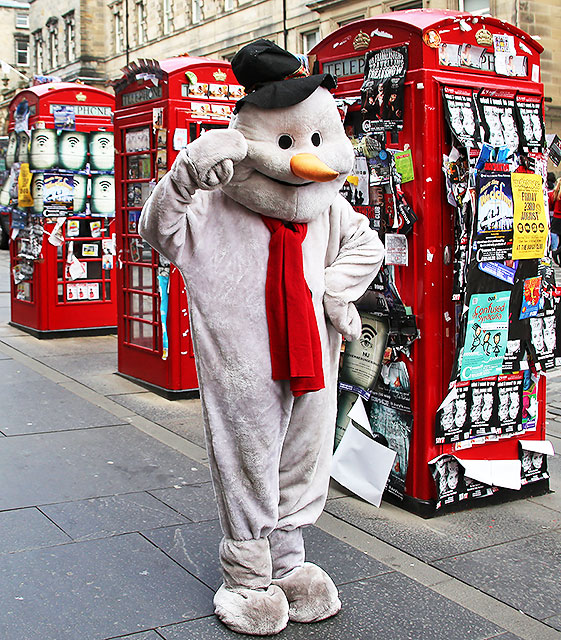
[311,132,322,146]
[278,134,293,149]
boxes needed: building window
[302,30,319,53]
[338,16,364,27]
[224,0,234,11]
[112,4,124,53]
[63,12,76,63]
[15,38,29,66]
[192,0,202,24]
[458,0,490,14]
[33,30,43,75]
[136,0,147,45]
[46,18,58,69]
[162,0,173,34]
[15,13,29,28]
[390,0,423,9]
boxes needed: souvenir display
[4,83,116,335]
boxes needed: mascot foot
[272,562,341,623]
[214,583,289,636]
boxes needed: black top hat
[231,39,336,112]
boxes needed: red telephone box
[312,10,551,514]
[6,83,117,337]
[113,57,241,397]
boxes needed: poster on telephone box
[360,46,407,134]
[460,290,510,381]
[435,380,471,444]
[475,172,513,263]
[368,361,413,499]
[477,89,519,149]
[442,86,479,148]
[496,372,524,435]
[519,444,549,485]
[515,95,545,152]
[469,376,497,439]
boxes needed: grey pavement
[0,248,560,640]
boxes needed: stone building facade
[0,0,30,132]
[18,0,561,142]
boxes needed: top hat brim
[235,74,336,112]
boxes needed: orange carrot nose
[290,153,339,183]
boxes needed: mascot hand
[171,129,248,193]
[323,294,362,342]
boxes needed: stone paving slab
[1,334,118,358]
[0,533,213,640]
[144,520,398,595]
[36,352,148,396]
[41,492,190,541]
[324,490,561,564]
[149,482,219,523]
[108,393,206,449]
[156,572,514,640]
[0,425,210,511]
[143,520,223,590]
[434,529,561,621]
[0,364,126,435]
[0,507,72,553]
[543,615,561,632]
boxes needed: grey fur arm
[323,198,385,341]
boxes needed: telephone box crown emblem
[213,69,227,82]
[475,28,493,46]
[353,31,371,51]
[75,92,87,102]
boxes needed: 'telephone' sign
[322,56,365,79]
[50,104,112,117]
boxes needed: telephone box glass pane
[129,319,153,348]
[129,292,153,319]
[128,264,153,291]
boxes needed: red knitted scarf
[261,215,324,397]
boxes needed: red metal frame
[8,83,117,336]
[311,10,546,506]
[113,58,240,395]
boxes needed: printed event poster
[511,172,548,259]
[442,86,479,148]
[475,171,514,262]
[460,290,510,381]
[368,361,413,499]
[516,95,545,152]
[43,172,74,217]
[435,380,471,444]
[360,46,408,134]
[477,89,519,149]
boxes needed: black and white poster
[515,94,545,153]
[360,46,408,134]
[496,372,524,435]
[519,442,549,485]
[442,86,479,148]
[477,89,519,149]
[469,376,497,439]
[435,380,471,444]
[430,454,496,510]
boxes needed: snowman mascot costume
[140,39,384,635]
